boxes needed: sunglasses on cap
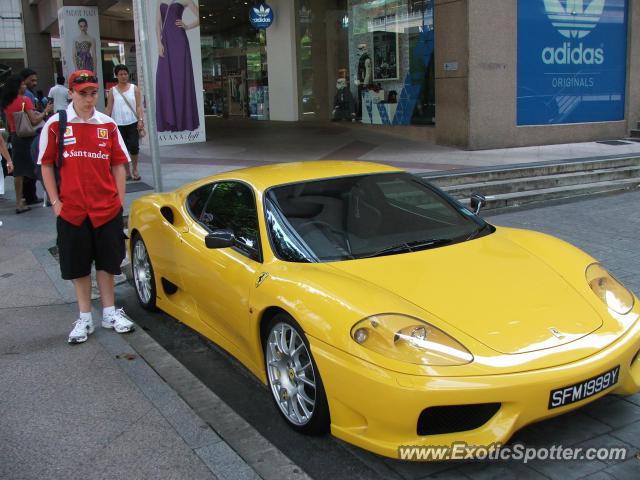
[72,74,99,84]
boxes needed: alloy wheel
[266,322,317,426]
[133,239,152,304]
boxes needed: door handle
[177,226,189,243]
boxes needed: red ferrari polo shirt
[37,104,131,227]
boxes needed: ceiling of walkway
[103,0,133,20]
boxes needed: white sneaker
[102,308,135,333]
[68,317,95,344]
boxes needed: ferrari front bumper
[310,321,640,460]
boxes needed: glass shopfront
[195,1,433,125]
[200,1,269,120]
[296,0,435,125]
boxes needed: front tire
[264,313,330,434]
[131,234,157,311]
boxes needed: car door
[178,180,262,355]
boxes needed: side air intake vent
[417,403,501,436]
[160,206,174,224]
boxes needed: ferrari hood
[331,231,603,354]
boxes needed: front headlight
[350,314,473,366]
[586,263,634,315]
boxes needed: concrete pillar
[434,0,470,149]
[266,0,299,121]
[20,0,55,91]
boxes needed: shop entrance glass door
[226,73,246,117]
[199,2,269,120]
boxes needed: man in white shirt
[48,76,70,113]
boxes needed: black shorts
[117,122,140,155]
[56,211,126,280]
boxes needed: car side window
[200,181,261,259]
[186,184,213,219]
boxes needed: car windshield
[265,172,494,262]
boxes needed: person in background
[105,64,144,181]
[0,74,50,213]
[35,90,49,111]
[48,76,70,113]
[38,70,134,344]
[20,67,45,205]
[19,68,38,105]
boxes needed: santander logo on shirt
[63,149,110,160]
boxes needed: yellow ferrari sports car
[128,161,640,460]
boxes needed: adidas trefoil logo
[253,5,271,18]
[543,0,606,39]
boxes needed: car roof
[178,161,403,194]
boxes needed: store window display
[293,0,433,126]
[348,0,434,125]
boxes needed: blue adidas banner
[517,0,628,126]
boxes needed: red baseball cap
[69,70,99,91]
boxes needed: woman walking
[0,74,51,213]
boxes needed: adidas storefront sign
[542,42,604,65]
[517,0,626,125]
[249,3,274,29]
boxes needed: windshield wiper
[465,223,491,241]
[359,238,451,259]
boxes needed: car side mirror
[470,193,486,215]
[205,229,235,249]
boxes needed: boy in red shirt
[38,70,135,343]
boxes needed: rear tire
[263,312,330,434]
[131,234,157,311]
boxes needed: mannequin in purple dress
[156,0,200,132]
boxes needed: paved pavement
[1,122,640,479]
